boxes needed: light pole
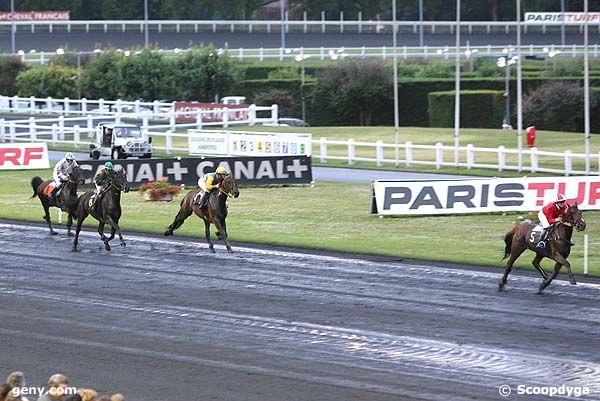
[419,0,424,48]
[497,51,517,130]
[144,0,149,47]
[584,0,591,173]
[294,52,311,122]
[454,0,460,167]
[560,0,566,48]
[516,0,523,172]
[10,0,15,54]
[392,0,400,166]
[280,0,286,50]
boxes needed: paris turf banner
[77,156,312,188]
[371,176,600,216]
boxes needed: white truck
[89,122,152,160]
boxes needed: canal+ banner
[77,155,312,188]
[371,176,600,216]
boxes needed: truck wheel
[111,148,121,160]
[91,150,100,160]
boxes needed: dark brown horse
[30,166,85,236]
[164,174,239,253]
[499,203,586,293]
[72,168,130,252]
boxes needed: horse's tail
[503,225,519,260]
[30,177,43,199]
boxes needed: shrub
[16,65,79,98]
[139,179,181,201]
[428,90,505,128]
[0,57,28,96]
[253,89,298,117]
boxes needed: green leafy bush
[428,90,505,128]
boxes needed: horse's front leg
[219,218,233,253]
[98,222,111,251]
[67,213,74,237]
[531,254,548,280]
[106,216,126,247]
[204,219,215,253]
[72,212,88,252]
[539,259,568,294]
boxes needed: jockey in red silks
[537,193,568,246]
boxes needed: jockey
[91,161,114,210]
[51,152,78,199]
[537,193,568,246]
[194,166,228,208]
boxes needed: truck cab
[220,96,247,105]
[89,122,152,160]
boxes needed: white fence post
[320,137,327,163]
[222,109,229,128]
[52,123,58,146]
[99,98,105,113]
[466,144,474,169]
[63,97,70,113]
[11,96,19,112]
[29,117,36,141]
[142,115,149,131]
[348,139,355,165]
[58,116,65,140]
[46,96,52,111]
[435,142,443,169]
[116,99,122,123]
[564,150,572,176]
[195,111,203,129]
[153,100,160,115]
[405,141,413,167]
[29,96,35,113]
[87,115,94,137]
[170,112,176,131]
[0,118,5,142]
[584,234,589,275]
[376,140,383,166]
[530,147,538,173]
[498,145,506,172]
[248,104,256,126]
[166,130,172,155]
[9,122,15,142]
[271,104,279,122]
[134,99,140,114]
[74,125,80,148]
[81,98,87,114]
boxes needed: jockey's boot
[195,191,210,208]
[537,228,548,248]
[90,193,99,211]
[50,185,61,201]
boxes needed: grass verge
[2,168,598,276]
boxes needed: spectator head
[47,374,69,399]
[110,395,124,401]
[79,389,97,401]
[6,371,25,387]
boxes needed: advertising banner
[174,102,249,123]
[525,12,600,24]
[188,131,312,157]
[0,11,70,21]
[371,176,600,216]
[0,143,49,170]
[77,156,313,188]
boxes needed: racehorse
[72,168,130,252]
[30,166,85,236]
[164,174,240,253]
[499,203,586,293]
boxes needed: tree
[0,57,28,96]
[173,46,235,101]
[16,65,79,98]
[311,59,392,126]
[79,52,122,100]
[119,49,177,100]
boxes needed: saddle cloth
[43,182,57,197]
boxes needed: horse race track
[1,221,599,401]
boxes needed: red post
[526,126,536,147]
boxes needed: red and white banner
[372,176,600,216]
[525,12,600,24]
[174,102,249,123]
[0,11,70,21]
[0,143,49,170]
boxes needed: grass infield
[1,167,598,276]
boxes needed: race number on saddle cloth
[194,166,228,208]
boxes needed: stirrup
[536,241,546,248]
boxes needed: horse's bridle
[218,176,235,198]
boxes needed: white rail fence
[317,138,600,176]
[1,116,598,176]
[0,18,598,35]
[0,96,278,129]
[11,44,600,64]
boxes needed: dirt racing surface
[0,221,599,401]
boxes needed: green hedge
[428,90,505,128]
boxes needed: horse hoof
[498,283,505,291]
[50,231,58,236]
[570,279,577,285]
[209,247,216,254]
[104,244,111,251]
[227,248,233,253]
[120,241,126,247]
[68,232,74,237]
[164,230,172,237]
[71,247,79,252]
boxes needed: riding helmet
[104,161,114,170]
[556,193,567,203]
[65,152,75,160]
[216,166,227,175]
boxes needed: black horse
[499,203,586,293]
[30,166,85,236]
[72,168,130,252]
[164,174,240,253]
